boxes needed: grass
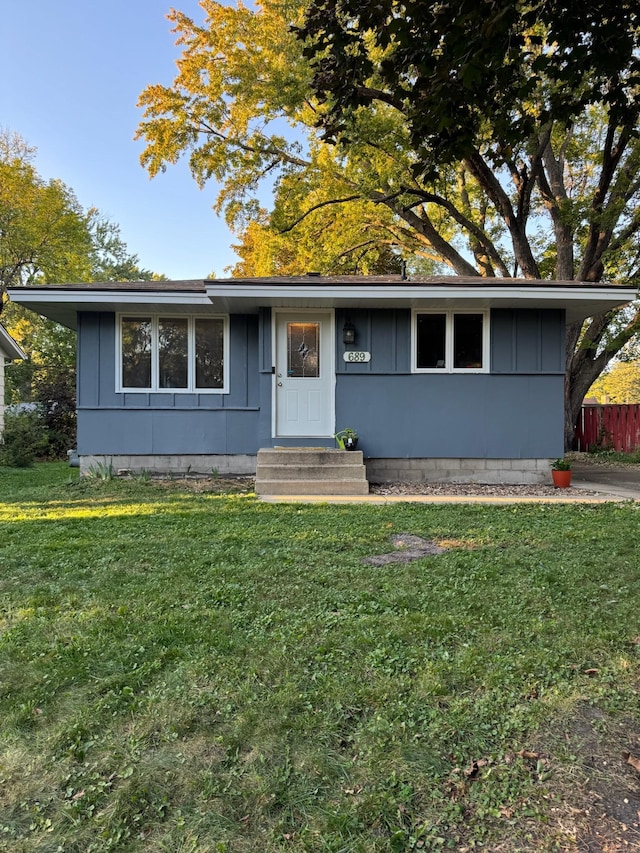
[586,447,640,465]
[1,463,640,851]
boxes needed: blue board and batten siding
[333,307,565,459]
[77,307,565,460]
[77,312,262,455]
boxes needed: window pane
[195,318,224,388]
[121,317,151,387]
[416,314,446,368]
[158,318,188,388]
[454,314,483,368]
[287,322,320,377]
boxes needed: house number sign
[343,351,371,363]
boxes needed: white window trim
[116,313,229,393]
[412,309,490,373]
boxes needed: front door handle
[277,381,283,386]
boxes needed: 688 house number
[343,351,371,363]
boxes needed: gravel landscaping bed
[369,481,601,497]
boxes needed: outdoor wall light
[342,319,356,345]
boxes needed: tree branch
[464,149,540,277]
[539,129,575,280]
[398,184,509,276]
[278,194,362,233]
[353,85,405,111]
[578,121,632,280]
[196,119,312,170]
[384,203,479,276]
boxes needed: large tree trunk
[565,358,601,451]
[563,312,639,450]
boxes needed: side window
[121,317,152,388]
[453,313,484,369]
[414,311,488,372]
[159,318,189,388]
[118,314,228,392]
[195,318,225,389]
[416,313,446,369]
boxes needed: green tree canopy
[1,129,163,453]
[136,1,640,446]
[0,130,93,292]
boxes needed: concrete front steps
[255,448,369,496]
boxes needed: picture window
[118,314,228,392]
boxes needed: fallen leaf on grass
[622,751,640,773]
[517,749,540,760]
[583,668,599,676]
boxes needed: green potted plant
[551,457,572,488]
[334,428,359,450]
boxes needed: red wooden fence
[576,404,640,452]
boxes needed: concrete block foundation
[365,457,552,485]
[79,454,257,476]
[79,453,553,486]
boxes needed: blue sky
[0,0,243,280]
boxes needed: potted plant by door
[335,428,359,450]
[551,457,572,488]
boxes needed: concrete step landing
[255,448,369,496]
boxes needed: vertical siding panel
[395,309,411,372]
[228,315,248,408]
[540,310,565,372]
[258,307,271,373]
[99,312,118,406]
[515,312,539,372]
[489,309,514,372]
[246,314,260,407]
[78,313,101,408]
[390,310,397,373]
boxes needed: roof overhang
[0,324,26,360]
[5,288,214,330]
[204,281,636,323]
[7,276,637,328]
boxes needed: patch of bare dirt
[362,532,447,565]
[532,703,640,851]
[146,475,254,494]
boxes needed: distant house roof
[0,324,26,361]
[7,275,637,329]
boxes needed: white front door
[274,311,334,437]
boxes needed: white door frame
[271,309,336,438]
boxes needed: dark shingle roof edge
[6,276,637,291]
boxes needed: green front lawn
[1,464,639,851]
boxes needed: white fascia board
[7,289,213,329]
[0,325,26,360]
[8,289,210,307]
[206,283,636,322]
[207,282,634,300]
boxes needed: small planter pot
[344,437,359,450]
[552,469,572,488]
